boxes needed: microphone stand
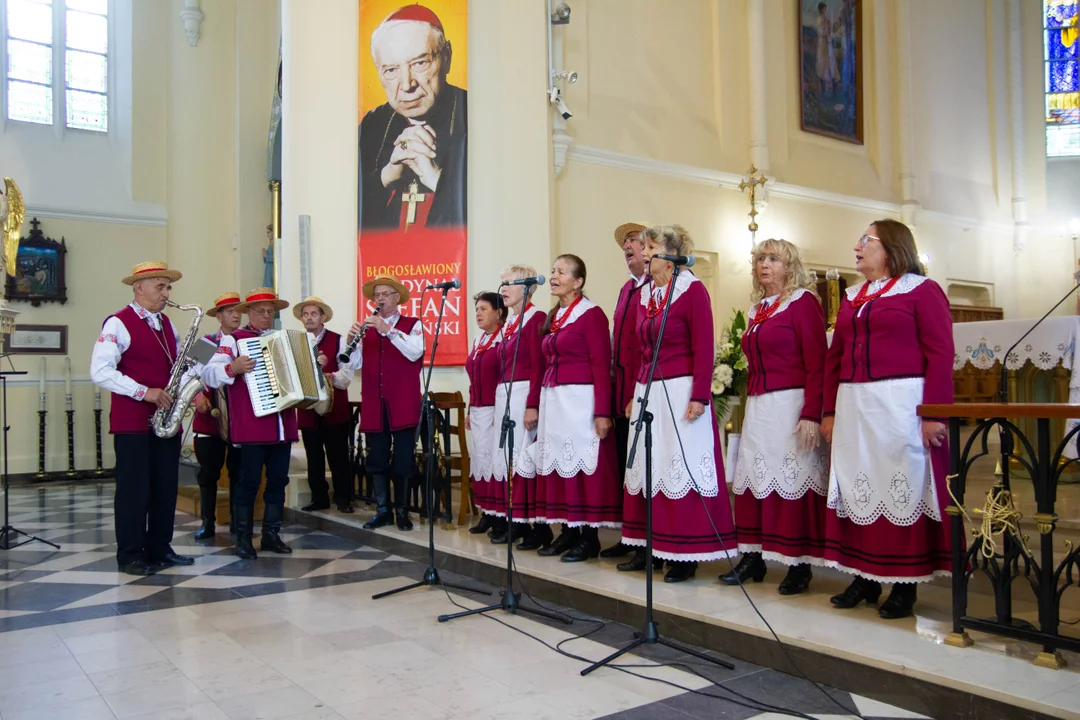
[439,287,569,624]
[373,286,486,600]
[582,262,733,676]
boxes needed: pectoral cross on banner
[400,180,428,231]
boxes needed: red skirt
[472,476,498,515]
[621,489,737,562]
[486,475,535,522]
[734,490,828,565]
[534,434,621,527]
[824,444,953,583]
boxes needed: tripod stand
[0,371,60,550]
[373,286,485,600]
[439,291,568,625]
[582,264,732,676]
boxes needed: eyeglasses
[248,307,276,317]
[857,233,880,249]
[372,290,399,299]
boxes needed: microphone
[998,279,1080,403]
[500,275,546,287]
[651,254,695,267]
[426,279,461,291]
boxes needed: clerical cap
[383,4,444,31]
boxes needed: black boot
[491,521,527,545]
[518,523,554,551]
[364,508,394,529]
[878,583,917,619]
[260,503,293,554]
[394,475,413,530]
[562,527,601,563]
[395,508,414,531]
[664,561,697,583]
[195,488,216,540]
[233,503,257,559]
[830,576,882,609]
[599,541,633,559]
[537,527,580,556]
[778,564,813,595]
[718,552,767,585]
[469,514,495,535]
[616,548,664,572]
[486,516,507,541]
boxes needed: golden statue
[0,177,24,278]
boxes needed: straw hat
[206,292,242,318]
[122,261,182,286]
[236,287,289,313]
[613,221,649,248]
[361,274,410,303]
[292,296,333,322]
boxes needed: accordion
[235,329,331,417]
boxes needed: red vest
[106,306,176,435]
[192,331,223,436]
[466,334,501,408]
[358,316,423,433]
[297,329,352,429]
[613,279,645,415]
[225,327,299,444]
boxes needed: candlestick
[93,407,104,474]
[64,356,72,396]
[38,357,46,409]
[94,389,101,411]
[36,409,46,478]
[66,407,76,475]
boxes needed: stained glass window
[64,0,107,131]
[3,0,108,130]
[6,0,54,125]
[1047,0,1080,156]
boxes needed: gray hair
[370,20,449,65]
[643,224,694,257]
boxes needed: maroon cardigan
[537,303,613,419]
[636,276,715,404]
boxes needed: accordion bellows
[237,329,331,417]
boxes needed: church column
[1006,0,1029,253]
[895,0,919,226]
[747,0,768,173]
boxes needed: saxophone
[151,300,206,438]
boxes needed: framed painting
[4,218,68,307]
[798,0,863,144]
[2,324,68,355]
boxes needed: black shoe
[395,509,413,531]
[718,552,767,585]
[194,519,215,540]
[490,522,527,545]
[336,504,355,514]
[561,535,601,563]
[599,541,633,559]
[664,561,697,583]
[302,500,331,512]
[364,510,394,529]
[260,503,293,554]
[778,564,813,596]
[155,552,195,566]
[616,549,664,572]
[537,528,580,557]
[234,503,257,559]
[469,514,495,535]
[486,517,507,539]
[118,559,159,576]
[878,583,917,619]
[518,524,554,551]
[830,576,882,608]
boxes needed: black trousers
[366,413,416,512]
[113,432,181,567]
[236,442,291,509]
[194,435,242,522]
[301,423,352,506]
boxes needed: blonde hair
[500,263,539,301]
[643,224,694,257]
[749,238,816,303]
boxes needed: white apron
[491,381,535,482]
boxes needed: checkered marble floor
[0,484,928,719]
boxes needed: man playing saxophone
[90,261,196,576]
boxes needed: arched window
[3,0,109,132]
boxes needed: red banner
[357,0,469,365]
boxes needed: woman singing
[467,292,507,535]
[723,239,828,595]
[522,255,620,561]
[488,265,544,545]
[620,225,737,583]
[821,219,954,619]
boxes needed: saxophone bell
[151,300,207,438]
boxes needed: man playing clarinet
[201,288,297,559]
[357,275,425,531]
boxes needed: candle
[64,356,72,397]
[39,357,46,411]
[94,389,101,411]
